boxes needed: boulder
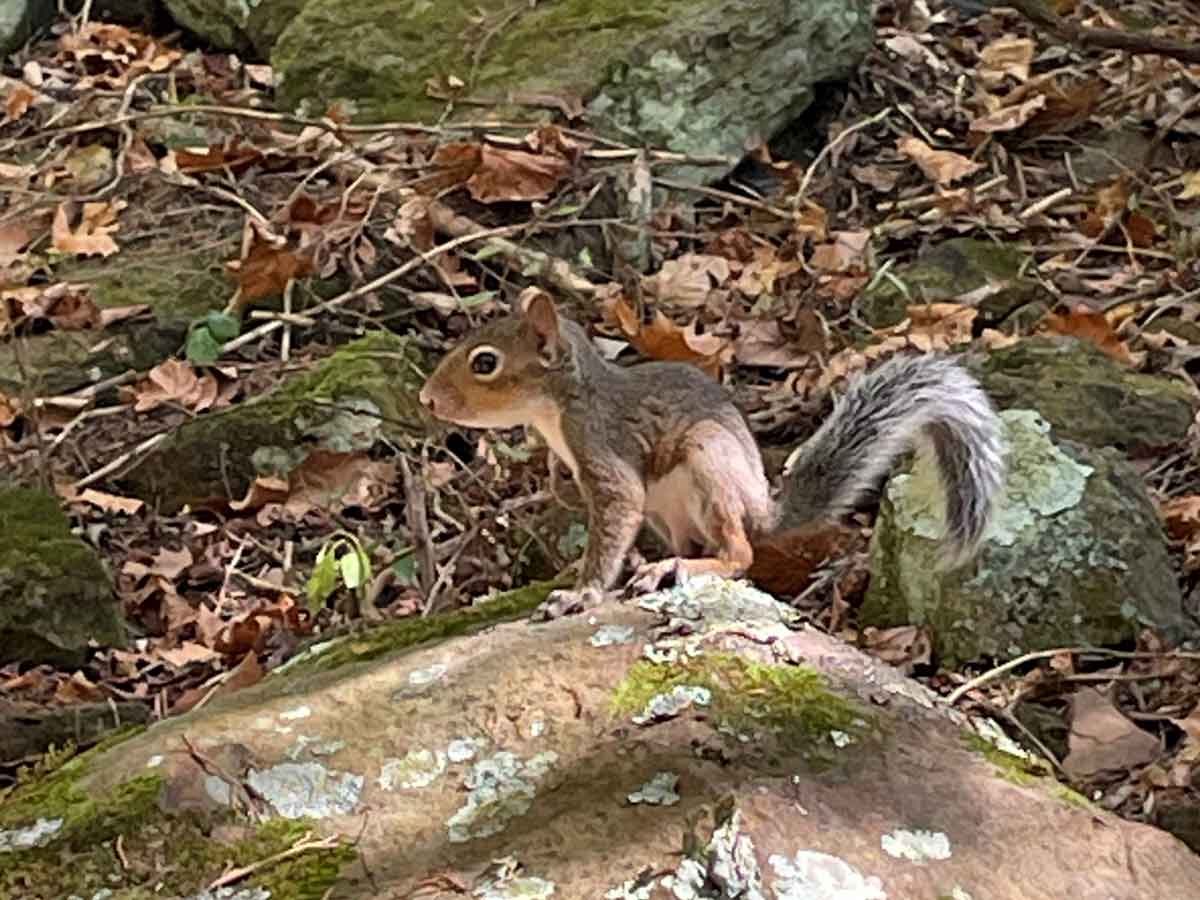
[863,409,1186,665]
[162,0,309,57]
[5,578,1199,898]
[271,0,875,184]
[970,336,1197,455]
[119,330,428,512]
[0,0,55,56]
[857,237,1052,329]
[0,487,125,667]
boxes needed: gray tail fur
[780,354,1006,566]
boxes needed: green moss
[273,0,701,121]
[282,578,563,675]
[1,735,352,899]
[962,732,1049,787]
[612,654,873,765]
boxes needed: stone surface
[0,487,125,667]
[0,0,56,55]
[119,331,428,512]
[4,578,1190,898]
[271,0,874,184]
[970,336,1197,454]
[863,409,1186,665]
[162,0,310,57]
[857,237,1052,328]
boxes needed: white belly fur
[645,464,707,552]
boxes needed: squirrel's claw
[627,558,688,596]
[532,586,605,621]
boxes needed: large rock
[0,487,125,667]
[971,336,1197,455]
[0,0,55,55]
[863,409,1186,665]
[272,0,874,184]
[119,330,428,511]
[6,578,1198,897]
[162,0,310,57]
[858,237,1052,329]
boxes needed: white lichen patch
[661,811,766,900]
[378,749,447,790]
[769,850,886,899]
[447,737,486,763]
[187,887,272,900]
[604,877,657,899]
[145,754,164,768]
[829,729,853,748]
[627,771,680,806]
[287,735,347,760]
[590,624,636,646]
[279,704,312,721]
[204,775,233,807]
[473,875,556,899]
[528,715,546,738]
[632,684,711,725]
[246,761,363,819]
[638,575,798,629]
[881,827,952,862]
[0,817,63,853]
[408,663,448,687]
[447,751,557,843]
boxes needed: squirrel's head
[419,289,567,429]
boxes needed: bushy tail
[780,354,1006,566]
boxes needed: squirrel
[418,291,1006,620]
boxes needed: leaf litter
[0,0,1198,836]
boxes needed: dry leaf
[1179,171,1200,201]
[969,95,1047,135]
[1040,306,1135,366]
[897,136,984,186]
[809,230,870,273]
[4,83,36,121]
[978,37,1035,87]
[1062,687,1160,779]
[51,201,125,257]
[606,295,730,379]
[228,232,315,301]
[74,488,144,515]
[643,253,732,306]
[432,142,570,203]
[128,359,222,412]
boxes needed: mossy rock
[864,409,1185,666]
[0,730,355,898]
[162,0,313,57]
[968,336,1196,454]
[1,244,235,396]
[860,237,1050,328]
[119,330,429,512]
[272,0,874,183]
[0,487,125,667]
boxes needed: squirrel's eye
[470,350,499,376]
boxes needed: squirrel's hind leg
[630,425,761,595]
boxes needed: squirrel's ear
[521,289,562,366]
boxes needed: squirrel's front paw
[627,558,687,596]
[532,586,604,621]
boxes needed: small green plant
[306,530,372,615]
[185,311,241,364]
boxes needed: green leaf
[457,290,497,309]
[306,545,340,611]
[493,441,531,462]
[576,247,593,269]
[339,549,364,589]
[204,311,241,342]
[392,553,418,586]
[185,326,221,365]
[469,244,504,262]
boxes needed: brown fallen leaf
[51,201,125,258]
[1040,305,1135,366]
[126,358,222,412]
[968,95,1047,136]
[285,450,397,517]
[228,231,315,302]
[174,141,263,175]
[431,142,570,203]
[861,625,933,672]
[605,295,731,379]
[74,488,145,515]
[158,641,219,669]
[897,136,984,186]
[1062,686,1160,779]
[978,37,1035,87]
[643,253,732,306]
